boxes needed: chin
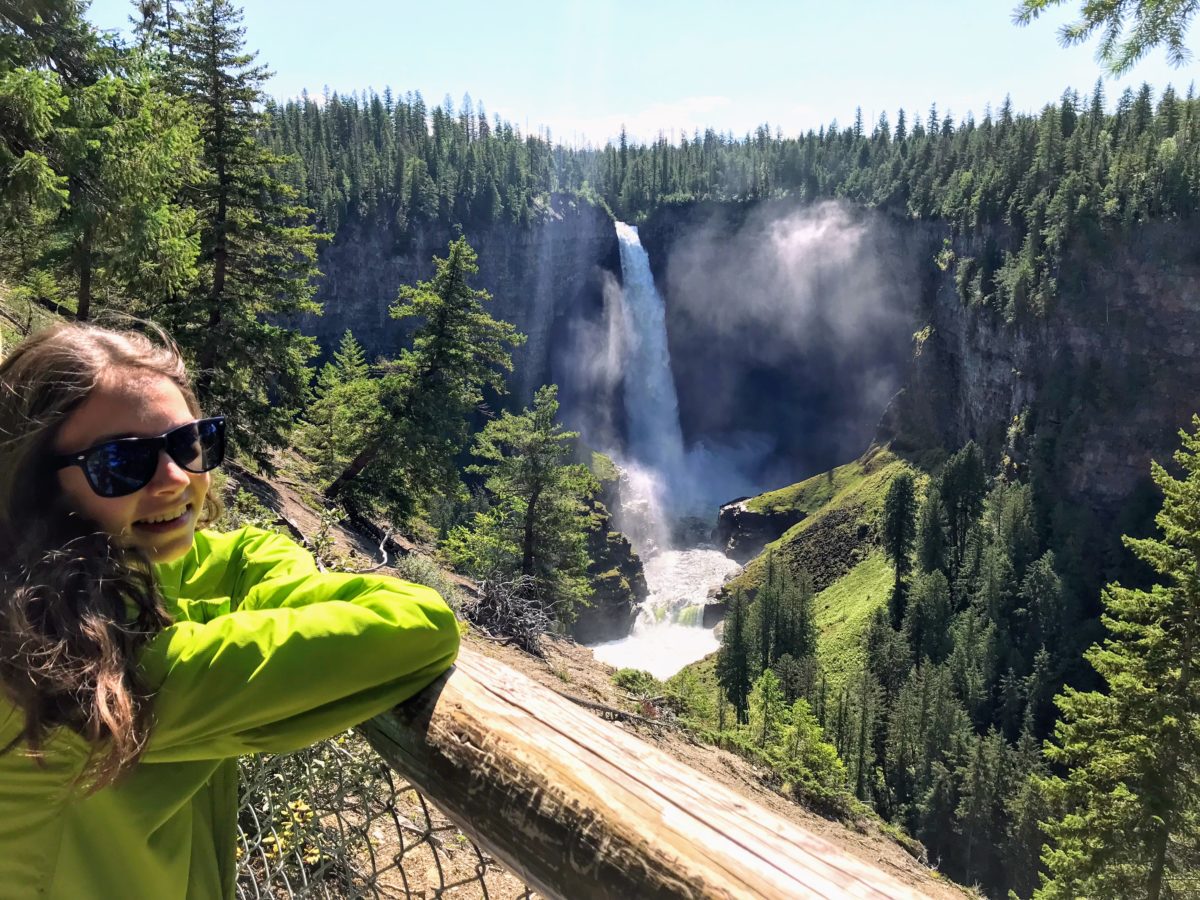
[138,529,198,564]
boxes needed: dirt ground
[230,463,973,900]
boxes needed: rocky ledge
[571,502,649,644]
[715,498,806,564]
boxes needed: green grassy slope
[813,552,893,687]
[673,445,922,702]
[722,445,920,601]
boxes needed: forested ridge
[3,1,1200,898]
[267,76,1200,323]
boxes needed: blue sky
[85,0,1198,144]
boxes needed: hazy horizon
[84,0,1198,145]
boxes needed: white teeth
[138,505,190,526]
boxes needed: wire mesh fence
[234,730,536,899]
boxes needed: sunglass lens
[167,418,225,473]
[84,442,159,498]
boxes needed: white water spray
[590,222,740,679]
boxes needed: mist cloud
[663,200,919,485]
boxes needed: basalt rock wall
[639,199,1200,518]
[304,194,620,410]
[881,218,1200,515]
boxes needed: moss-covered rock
[572,518,648,643]
[570,446,647,643]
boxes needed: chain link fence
[234,730,536,899]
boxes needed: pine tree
[753,550,783,669]
[955,729,1006,887]
[903,569,953,663]
[865,607,913,701]
[717,590,753,725]
[325,237,523,521]
[916,476,949,575]
[296,330,377,483]
[1005,726,1050,899]
[775,567,817,662]
[749,668,787,749]
[882,470,917,625]
[1037,416,1200,900]
[1016,0,1199,74]
[167,0,324,458]
[943,442,988,574]
[442,385,598,617]
[1,2,198,320]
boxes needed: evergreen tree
[326,237,523,521]
[752,551,783,670]
[1037,416,1200,900]
[882,470,917,625]
[943,442,988,574]
[442,385,597,617]
[865,607,913,701]
[903,569,954,663]
[771,652,821,705]
[775,566,817,662]
[955,729,1006,888]
[296,330,377,484]
[1004,726,1051,899]
[916,476,949,575]
[167,0,324,458]
[749,668,787,749]
[1016,0,1198,73]
[717,590,753,725]
[1,1,198,320]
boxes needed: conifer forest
[2,1,1199,896]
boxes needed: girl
[0,322,460,899]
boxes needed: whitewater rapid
[589,547,740,680]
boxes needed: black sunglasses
[53,417,227,498]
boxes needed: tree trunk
[75,227,92,322]
[324,436,381,500]
[1146,822,1169,900]
[197,25,228,395]
[521,488,541,578]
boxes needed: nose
[149,449,193,493]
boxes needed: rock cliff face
[638,197,1198,522]
[881,220,1200,514]
[306,194,620,408]
[715,497,806,563]
[575,518,647,643]
[571,450,647,643]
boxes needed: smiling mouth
[134,503,192,529]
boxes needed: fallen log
[361,647,929,900]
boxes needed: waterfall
[589,222,741,679]
[609,222,688,552]
[614,222,686,481]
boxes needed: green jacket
[0,526,460,899]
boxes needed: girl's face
[53,371,210,563]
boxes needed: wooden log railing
[361,648,930,900]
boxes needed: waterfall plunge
[608,223,685,554]
[614,222,686,480]
[589,223,739,680]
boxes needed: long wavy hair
[0,322,221,789]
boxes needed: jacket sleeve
[140,529,460,763]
